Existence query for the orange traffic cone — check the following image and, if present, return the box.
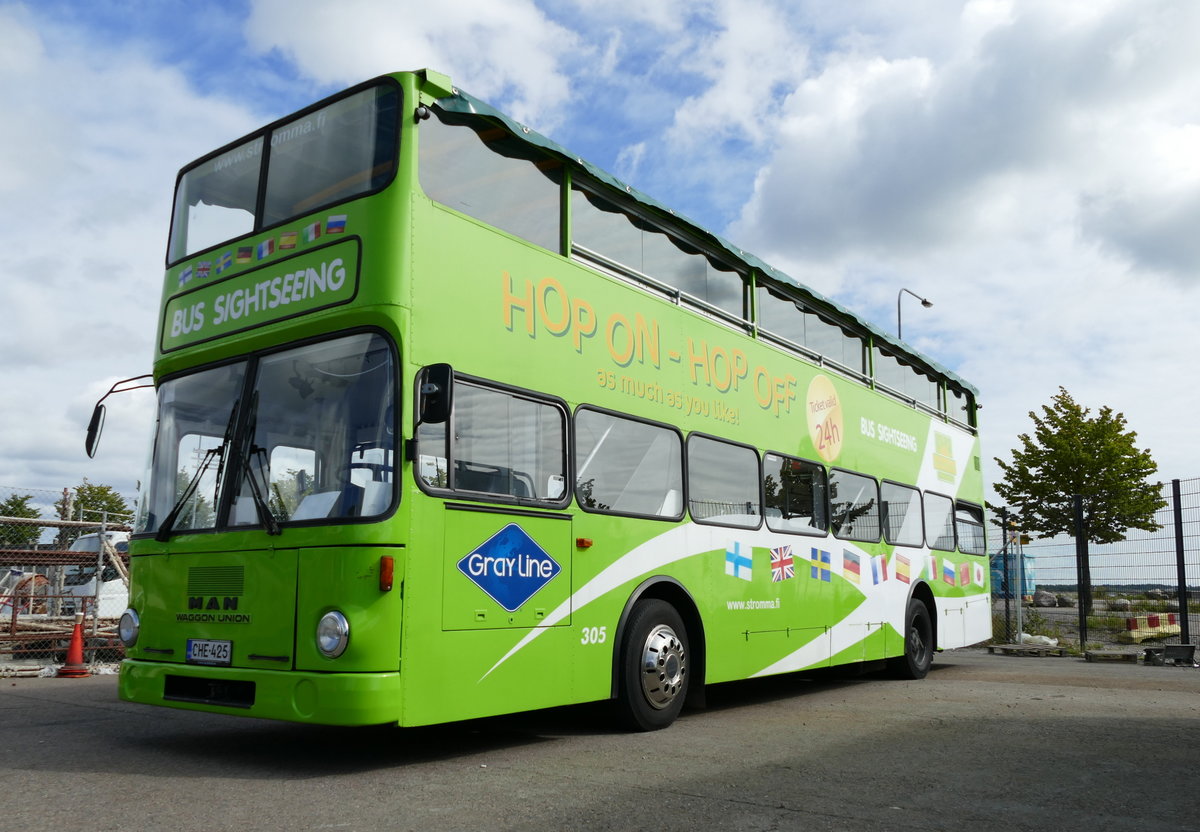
[57,613,90,678]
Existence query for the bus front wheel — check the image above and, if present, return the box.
[889,598,934,679]
[616,599,689,731]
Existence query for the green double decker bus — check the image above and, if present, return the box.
[111,69,989,730]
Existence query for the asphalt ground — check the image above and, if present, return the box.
[2,649,1197,832]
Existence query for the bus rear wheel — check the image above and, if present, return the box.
[616,599,689,731]
[889,598,933,679]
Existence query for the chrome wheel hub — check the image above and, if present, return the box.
[640,624,686,709]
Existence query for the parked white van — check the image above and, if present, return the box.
[62,531,130,617]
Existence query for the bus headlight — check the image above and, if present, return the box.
[316,610,350,658]
[118,608,140,647]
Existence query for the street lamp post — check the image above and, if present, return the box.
[896,288,932,340]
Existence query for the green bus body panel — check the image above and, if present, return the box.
[440,508,573,631]
[294,547,404,672]
[407,197,983,492]
[125,547,299,670]
[123,545,403,673]
[118,661,403,726]
[121,70,989,728]
[431,82,981,397]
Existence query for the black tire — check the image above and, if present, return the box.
[888,598,934,679]
[616,599,689,731]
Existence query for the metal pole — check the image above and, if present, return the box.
[896,288,932,340]
[1073,495,1089,650]
[91,511,111,642]
[1001,508,1012,642]
[1172,479,1191,644]
[1015,533,1024,641]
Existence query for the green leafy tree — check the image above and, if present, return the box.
[765,464,823,523]
[575,478,610,511]
[54,479,133,547]
[1,493,42,549]
[174,468,216,530]
[268,468,316,520]
[993,387,1165,544]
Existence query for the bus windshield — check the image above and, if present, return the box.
[167,82,400,263]
[136,332,396,536]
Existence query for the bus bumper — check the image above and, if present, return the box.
[118,659,403,726]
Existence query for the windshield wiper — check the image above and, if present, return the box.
[155,398,241,542]
[234,392,281,535]
[242,445,281,535]
[155,446,222,542]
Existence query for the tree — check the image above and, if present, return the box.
[53,479,132,547]
[0,493,42,549]
[268,467,316,520]
[172,468,216,530]
[993,387,1165,544]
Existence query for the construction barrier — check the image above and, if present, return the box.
[1118,613,1181,643]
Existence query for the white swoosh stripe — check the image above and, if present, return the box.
[481,522,785,680]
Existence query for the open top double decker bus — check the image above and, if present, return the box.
[111,69,988,730]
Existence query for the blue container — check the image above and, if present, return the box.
[989,552,1035,600]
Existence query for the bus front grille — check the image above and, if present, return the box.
[163,675,255,709]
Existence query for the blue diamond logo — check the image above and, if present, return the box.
[457,524,561,612]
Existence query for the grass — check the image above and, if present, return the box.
[1020,608,1064,639]
[1086,614,1126,632]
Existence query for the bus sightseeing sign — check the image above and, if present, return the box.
[161,238,360,352]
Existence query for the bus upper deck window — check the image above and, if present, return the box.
[168,137,263,262]
[263,85,399,225]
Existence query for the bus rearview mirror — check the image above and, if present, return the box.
[419,364,453,425]
[85,404,106,459]
[81,373,154,459]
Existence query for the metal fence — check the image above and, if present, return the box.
[1,484,132,672]
[8,475,1198,665]
[992,477,1199,652]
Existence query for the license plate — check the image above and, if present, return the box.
[186,639,232,666]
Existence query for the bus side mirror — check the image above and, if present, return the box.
[85,404,106,459]
[418,364,453,425]
[82,373,154,459]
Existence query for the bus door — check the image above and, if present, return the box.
[440,504,572,630]
[414,366,574,632]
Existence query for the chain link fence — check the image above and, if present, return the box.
[1,484,132,673]
[9,475,1197,668]
[992,477,1199,654]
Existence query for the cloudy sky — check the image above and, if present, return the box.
[2,0,1198,513]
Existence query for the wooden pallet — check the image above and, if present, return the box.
[987,643,1068,657]
[1083,650,1138,663]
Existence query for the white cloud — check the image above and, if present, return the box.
[733,1,1200,272]
[665,0,810,150]
[564,0,691,32]
[595,30,621,78]
[614,141,646,184]
[0,6,259,503]
[718,0,1200,490]
[243,0,582,130]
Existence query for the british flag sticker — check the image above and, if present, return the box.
[770,545,794,582]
